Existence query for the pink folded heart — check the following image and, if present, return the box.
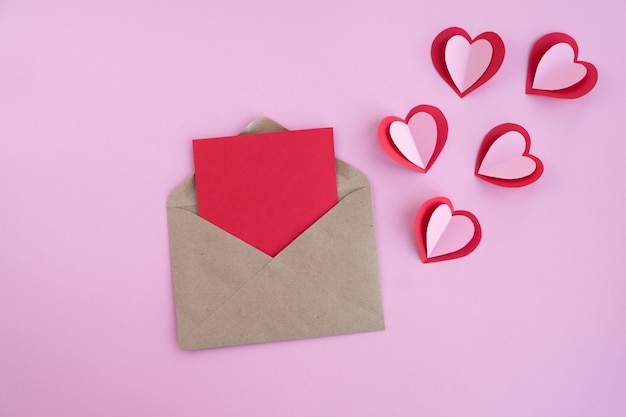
[475,123,544,187]
[431,27,505,98]
[378,105,448,173]
[415,197,482,263]
[445,36,493,94]
[388,113,437,170]
[526,32,598,99]
[532,43,588,91]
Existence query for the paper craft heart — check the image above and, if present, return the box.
[415,197,481,263]
[526,32,598,98]
[431,27,505,98]
[475,123,544,187]
[377,105,448,172]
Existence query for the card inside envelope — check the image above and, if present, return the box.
[167,118,385,350]
[193,128,338,257]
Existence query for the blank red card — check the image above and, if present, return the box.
[192,128,338,257]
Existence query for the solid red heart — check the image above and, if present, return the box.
[415,197,482,263]
[431,27,505,98]
[475,123,544,187]
[378,104,448,173]
[526,32,598,99]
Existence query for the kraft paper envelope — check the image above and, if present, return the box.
[167,117,385,350]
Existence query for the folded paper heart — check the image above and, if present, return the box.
[431,27,505,98]
[526,32,598,98]
[415,197,482,263]
[475,123,544,187]
[377,105,448,172]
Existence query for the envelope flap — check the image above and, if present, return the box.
[178,185,384,350]
[335,159,369,200]
[167,206,272,338]
[166,175,198,211]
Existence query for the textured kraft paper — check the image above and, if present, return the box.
[167,117,385,350]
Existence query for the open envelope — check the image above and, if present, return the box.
[167,117,385,350]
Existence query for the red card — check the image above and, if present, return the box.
[193,128,338,257]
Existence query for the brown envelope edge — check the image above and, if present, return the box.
[167,117,385,350]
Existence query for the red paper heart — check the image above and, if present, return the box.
[415,197,482,263]
[377,105,448,173]
[526,32,598,99]
[431,27,505,98]
[475,123,544,187]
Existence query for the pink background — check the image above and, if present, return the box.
[1,0,625,416]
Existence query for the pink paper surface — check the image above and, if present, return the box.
[479,156,537,179]
[532,43,588,90]
[445,36,493,93]
[379,104,448,172]
[426,204,476,258]
[388,112,438,169]
[1,1,625,417]
[389,121,426,167]
[478,131,538,179]
[407,110,438,164]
